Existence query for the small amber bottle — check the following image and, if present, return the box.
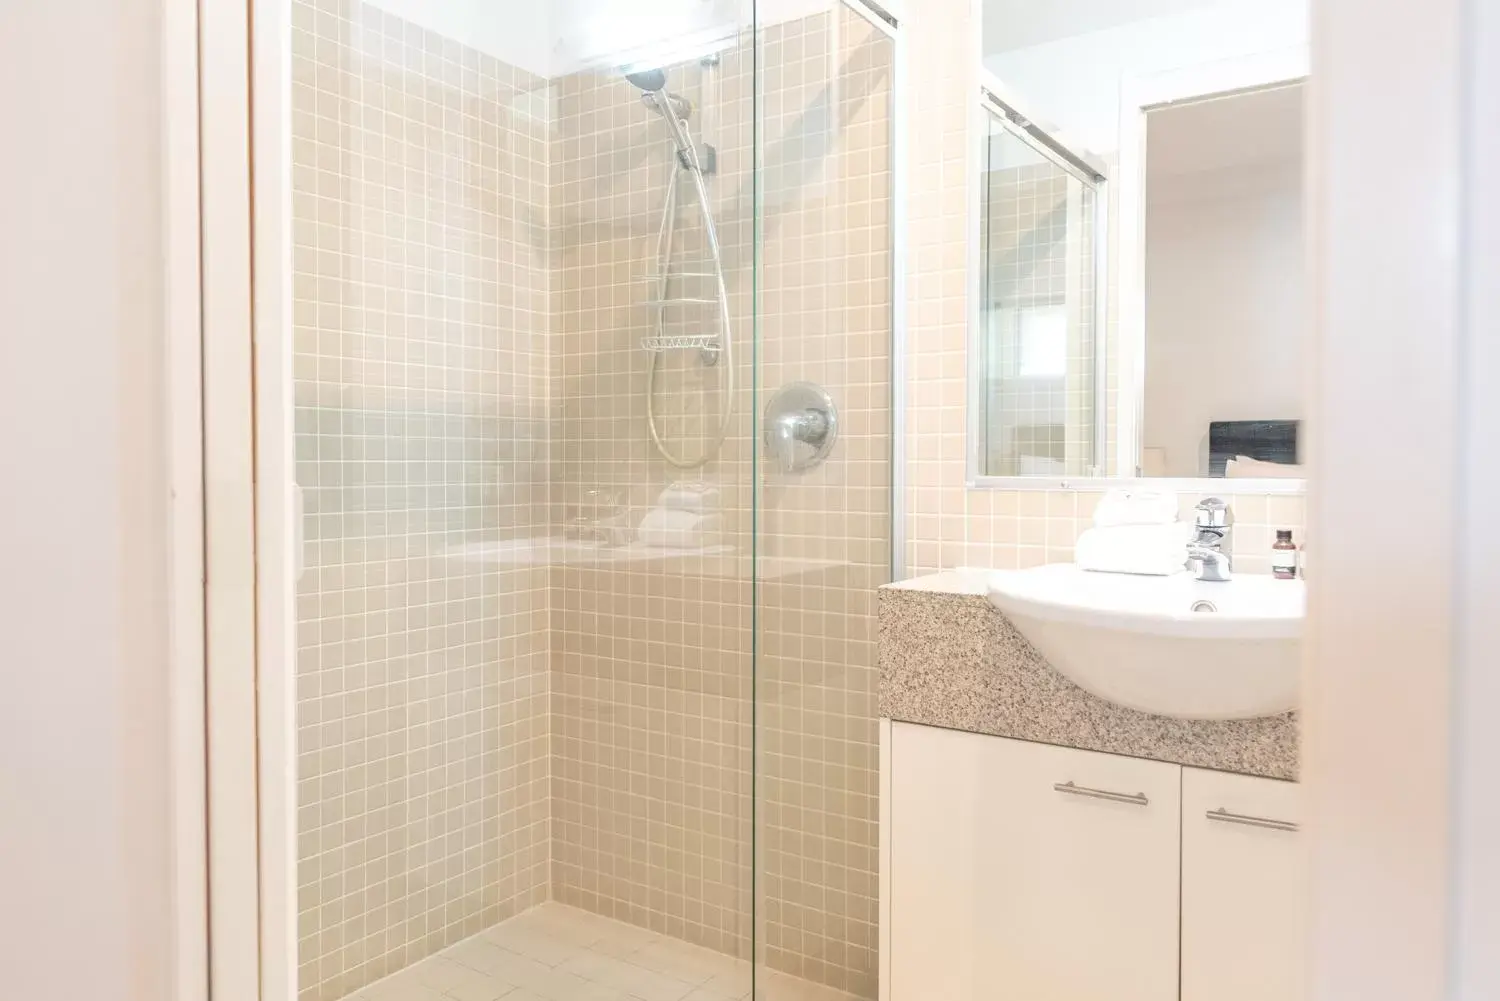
[1272,530,1298,580]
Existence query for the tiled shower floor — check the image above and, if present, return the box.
[348,903,861,1001]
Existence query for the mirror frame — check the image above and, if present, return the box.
[968,47,1311,495]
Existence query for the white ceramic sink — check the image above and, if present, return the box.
[986,564,1303,720]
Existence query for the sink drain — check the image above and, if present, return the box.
[1190,599,1219,613]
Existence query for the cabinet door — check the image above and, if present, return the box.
[889,723,1181,1001]
[1182,767,1306,1001]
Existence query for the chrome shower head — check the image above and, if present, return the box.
[624,68,668,93]
[624,68,692,122]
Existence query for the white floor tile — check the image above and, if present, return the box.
[557,950,698,1001]
[344,903,856,1001]
[443,980,515,1001]
[696,968,752,1000]
[626,939,742,986]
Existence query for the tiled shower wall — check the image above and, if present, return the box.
[904,0,1306,577]
[291,2,553,998]
[548,36,758,961]
[757,11,891,997]
[295,3,891,1001]
[549,10,891,996]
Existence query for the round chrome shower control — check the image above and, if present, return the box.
[764,382,838,474]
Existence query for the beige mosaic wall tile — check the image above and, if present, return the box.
[547,25,758,966]
[904,0,978,577]
[291,2,553,997]
[755,12,891,997]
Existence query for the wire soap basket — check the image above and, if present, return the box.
[640,267,724,362]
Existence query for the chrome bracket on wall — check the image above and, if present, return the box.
[764,381,838,474]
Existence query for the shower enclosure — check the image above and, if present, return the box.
[269,1,899,1000]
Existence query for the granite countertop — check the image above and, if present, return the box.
[878,571,1298,781]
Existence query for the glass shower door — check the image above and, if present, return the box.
[270,2,891,999]
[286,4,557,996]
[281,2,767,1001]
[548,0,761,982]
[752,3,897,1000]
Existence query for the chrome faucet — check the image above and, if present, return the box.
[1188,497,1234,582]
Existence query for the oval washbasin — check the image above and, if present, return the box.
[986,564,1304,720]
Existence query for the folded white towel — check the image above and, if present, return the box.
[1225,455,1305,479]
[1075,523,1193,576]
[637,507,723,549]
[1091,488,1180,528]
[657,480,721,512]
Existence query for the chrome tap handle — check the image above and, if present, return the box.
[1195,497,1232,530]
[1189,499,1233,581]
[1193,496,1234,556]
[1187,544,1233,582]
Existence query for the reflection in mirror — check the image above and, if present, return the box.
[974,0,1310,488]
[1143,83,1306,479]
[977,101,1105,477]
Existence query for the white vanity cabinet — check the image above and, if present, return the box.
[883,722,1303,1001]
[887,722,1183,1001]
[1181,767,1306,1001]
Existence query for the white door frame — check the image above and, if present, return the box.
[249,0,301,994]
[1306,0,1500,997]
[198,0,298,999]
[199,0,265,993]
[1452,0,1500,987]
[165,0,211,998]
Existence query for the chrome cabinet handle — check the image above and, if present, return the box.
[1207,808,1298,833]
[1053,781,1149,807]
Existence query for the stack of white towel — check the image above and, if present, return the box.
[637,481,723,549]
[1074,490,1192,576]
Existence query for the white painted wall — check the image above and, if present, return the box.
[367,0,554,76]
[984,0,1307,153]
[551,0,843,76]
[1143,163,1304,475]
[365,0,860,79]
[983,0,1211,55]
[0,3,179,1000]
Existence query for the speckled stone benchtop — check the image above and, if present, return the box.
[879,571,1298,781]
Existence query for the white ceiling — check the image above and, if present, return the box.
[983,0,1215,56]
[1147,83,1305,178]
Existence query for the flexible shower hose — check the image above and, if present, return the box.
[646,115,735,470]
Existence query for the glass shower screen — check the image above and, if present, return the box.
[270,1,894,999]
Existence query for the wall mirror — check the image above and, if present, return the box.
[970,0,1310,492]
